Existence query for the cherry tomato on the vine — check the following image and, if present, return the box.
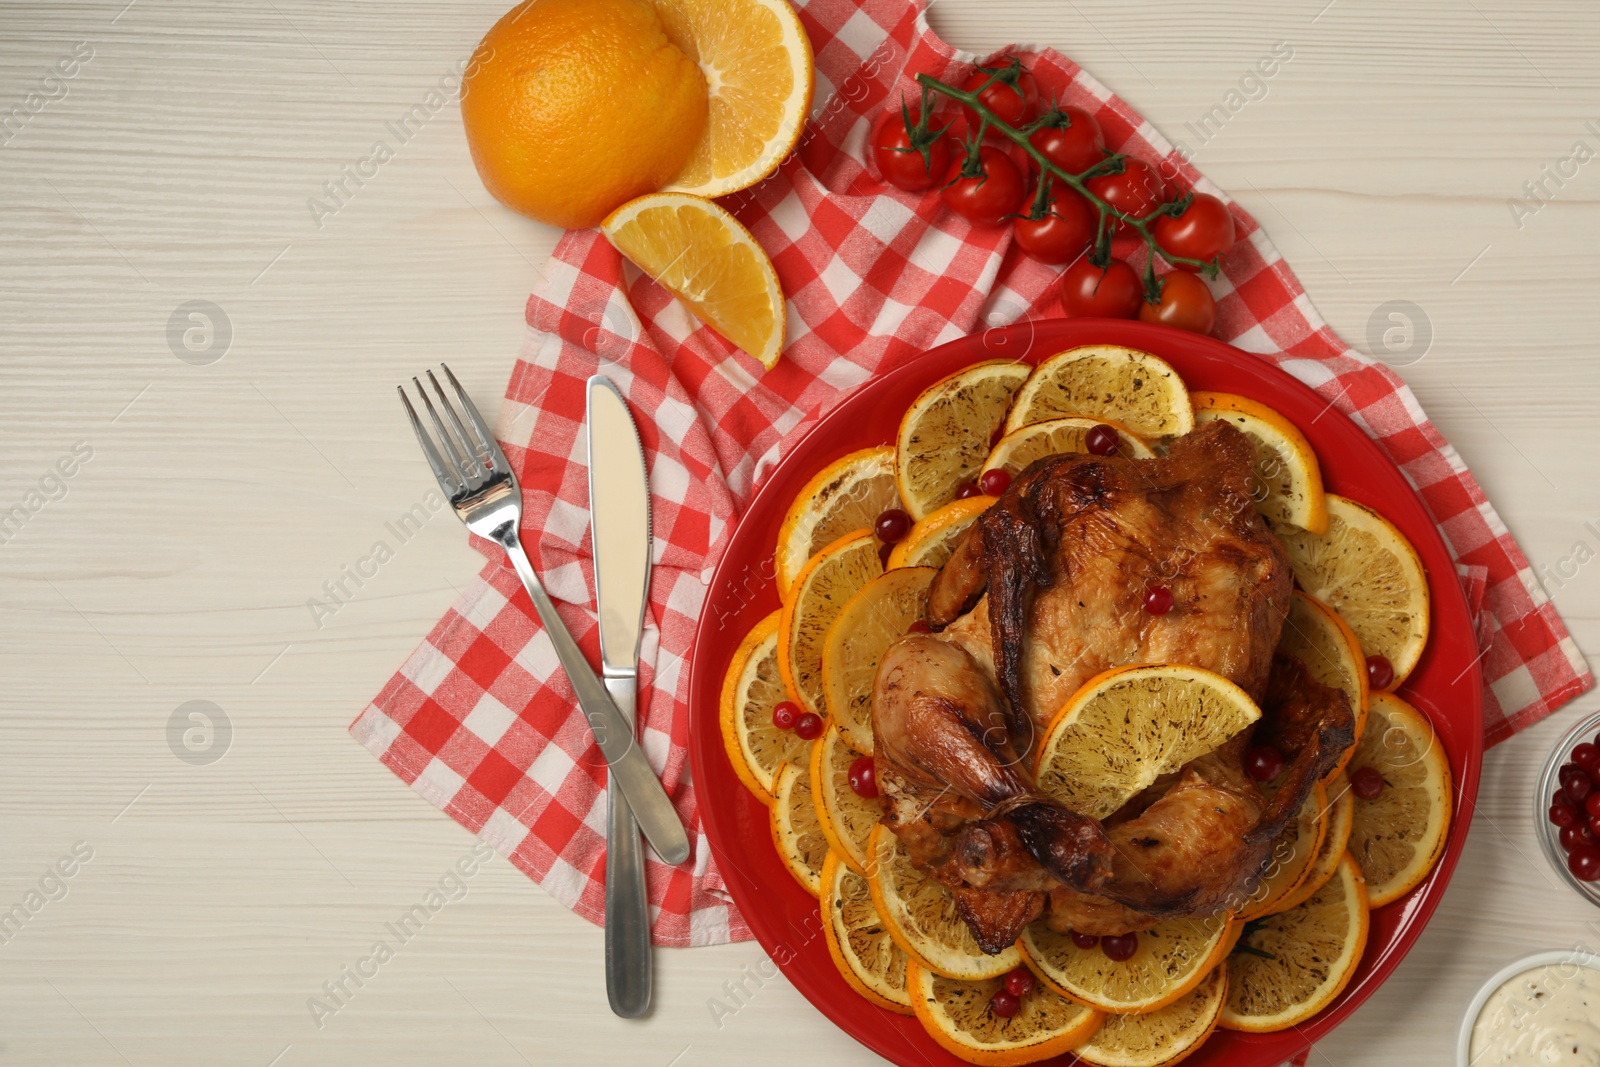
[961,61,1038,128]
[1151,192,1236,270]
[872,106,955,192]
[1012,186,1097,264]
[1085,157,1168,234]
[1028,107,1106,175]
[1059,258,1141,319]
[1138,271,1217,335]
[941,146,1025,227]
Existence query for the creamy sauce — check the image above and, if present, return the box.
[1471,962,1600,1066]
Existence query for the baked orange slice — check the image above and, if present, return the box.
[1276,590,1369,781]
[1073,967,1226,1067]
[768,759,827,896]
[1236,781,1328,922]
[1020,914,1235,1016]
[897,360,1031,519]
[1192,392,1327,534]
[777,529,881,717]
[810,723,880,876]
[1346,692,1452,907]
[821,851,914,1014]
[1006,346,1193,439]
[820,565,936,754]
[1276,773,1355,913]
[719,610,810,802]
[774,447,897,600]
[907,959,1104,1065]
[982,416,1153,481]
[886,496,992,570]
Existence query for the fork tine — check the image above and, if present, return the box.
[415,376,473,485]
[427,369,487,472]
[398,385,460,494]
[441,363,514,475]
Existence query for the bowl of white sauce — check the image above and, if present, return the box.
[1458,949,1600,1066]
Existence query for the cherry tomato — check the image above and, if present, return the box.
[1144,586,1174,616]
[1575,742,1600,773]
[1245,745,1285,782]
[1350,766,1385,800]
[1086,158,1167,232]
[1561,764,1594,803]
[988,989,1020,1018]
[848,756,878,799]
[961,61,1038,128]
[1012,186,1097,264]
[875,508,911,542]
[871,106,954,192]
[1138,272,1217,335]
[1569,844,1600,882]
[794,712,823,741]
[1028,107,1105,174]
[1151,192,1236,270]
[1102,933,1138,962]
[1004,967,1035,998]
[1551,799,1580,828]
[1366,654,1395,691]
[772,701,798,730]
[941,146,1026,226]
[1069,931,1099,950]
[1059,258,1141,319]
[978,468,1012,496]
[1085,425,1119,456]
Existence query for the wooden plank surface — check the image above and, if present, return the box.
[2,1,1598,1063]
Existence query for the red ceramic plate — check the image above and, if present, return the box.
[687,319,1482,1066]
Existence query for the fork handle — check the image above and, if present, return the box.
[603,672,651,1018]
[499,535,691,866]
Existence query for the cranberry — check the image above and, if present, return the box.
[878,542,893,568]
[1244,745,1285,783]
[1365,654,1395,691]
[848,756,878,799]
[1069,931,1099,950]
[1350,766,1385,800]
[1560,764,1594,803]
[1560,822,1596,853]
[1591,815,1600,840]
[908,620,933,634]
[772,701,799,730]
[979,468,1013,496]
[1085,424,1119,456]
[989,989,1020,1018]
[955,481,984,500]
[1570,844,1600,882]
[1552,800,1581,829]
[1144,586,1174,616]
[875,508,911,543]
[1003,967,1035,998]
[1102,933,1138,962]
[1575,743,1600,773]
[794,712,823,741]
[990,423,1007,448]
[1587,794,1600,820]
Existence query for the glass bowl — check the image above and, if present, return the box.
[1535,709,1600,906]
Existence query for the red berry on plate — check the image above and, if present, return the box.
[979,468,1013,496]
[1365,654,1395,691]
[794,712,823,741]
[1144,586,1174,616]
[772,701,798,730]
[1552,800,1580,828]
[1575,743,1600,773]
[1070,931,1099,950]
[877,542,893,568]
[1245,745,1285,783]
[908,620,932,634]
[1560,764,1594,803]
[1102,933,1138,962]
[1085,424,1120,456]
[875,508,911,543]
[988,988,1020,1018]
[848,756,878,799]
[1004,967,1035,998]
[1350,766,1385,800]
[1560,821,1596,853]
[955,481,984,500]
[1570,844,1600,882]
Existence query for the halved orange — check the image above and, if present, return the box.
[1192,392,1327,534]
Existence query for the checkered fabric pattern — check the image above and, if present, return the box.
[352,0,1591,955]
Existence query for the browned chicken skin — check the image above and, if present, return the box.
[871,420,1356,947]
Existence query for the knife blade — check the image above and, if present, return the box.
[588,374,678,1018]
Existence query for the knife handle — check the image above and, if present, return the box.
[499,535,691,865]
[603,672,651,1018]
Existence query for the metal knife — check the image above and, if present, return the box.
[587,374,674,1018]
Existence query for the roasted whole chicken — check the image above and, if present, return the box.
[871,420,1356,951]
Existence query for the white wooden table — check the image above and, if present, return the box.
[3,1,1598,1063]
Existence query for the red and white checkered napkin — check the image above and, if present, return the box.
[352,0,1592,951]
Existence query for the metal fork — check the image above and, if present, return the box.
[397,365,690,866]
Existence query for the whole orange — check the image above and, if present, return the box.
[461,0,708,229]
